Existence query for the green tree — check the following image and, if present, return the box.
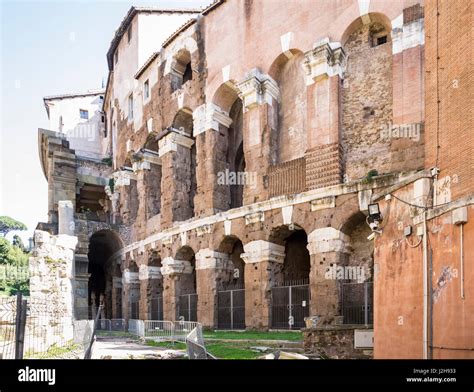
[12,235,25,251]
[0,216,27,237]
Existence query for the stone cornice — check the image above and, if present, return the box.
[303,39,346,84]
[236,68,280,109]
[192,103,233,136]
[158,131,194,156]
[241,240,285,264]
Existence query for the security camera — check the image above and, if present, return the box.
[368,220,380,231]
[367,232,376,241]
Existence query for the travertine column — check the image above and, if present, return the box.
[236,69,280,204]
[303,39,345,189]
[122,268,140,321]
[111,276,123,319]
[138,264,162,320]
[195,249,233,328]
[160,257,193,320]
[158,131,195,227]
[241,240,285,330]
[193,103,233,216]
[307,227,350,324]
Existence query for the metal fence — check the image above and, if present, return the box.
[96,319,126,332]
[130,319,200,343]
[271,280,309,329]
[217,288,245,329]
[178,294,197,321]
[150,296,163,320]
[186,324,215,359]
[0,296,18,359]
[1,294,100,359]
[341,281,373,325]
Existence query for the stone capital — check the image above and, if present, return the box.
[192,103,233,136]
[160,257,193,276]
[240,240,285,264]
[123,269,139,284]
[158,131,194,156]
[236,68,280,109]
[132,150,161,172]
[303,39,346,84]
[113,276,123,288]
[307,227,350,254]
[113,169,137,188]
[139,264,162,280]
[195,249,233,271]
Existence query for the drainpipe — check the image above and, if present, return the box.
[422,210,429,359]
[460,223,465,299]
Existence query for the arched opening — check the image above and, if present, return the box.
[341,14,393,181]
[340,214,374,325]
[141,138,161,218]
[175,246,197,321]
[269,225,310,329]
[171,49,192,92]
[172,109,196,220]
[87,230,123,319]
[147,252,163,320]
[127,259,140,319]
[269,50,306,164]
[212,83,245,211]
[217,236,246,329]
[228,99,245,209]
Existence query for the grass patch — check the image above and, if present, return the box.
[24,341,80,359]
[205,342,262,359]
[145,340,186,350]
[203,330,302,341]
[96,330,134,338]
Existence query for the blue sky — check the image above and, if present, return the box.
[0,0,209,243]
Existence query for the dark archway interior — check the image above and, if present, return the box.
[88,230,122,318]
[282,230,310,283]
[175,246,196,295]
[228,98,244,209]
[219,236,245,290]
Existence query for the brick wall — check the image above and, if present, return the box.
[425,0,473,199]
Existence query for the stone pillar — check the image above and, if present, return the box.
[236,69,280,204]
[195,249,233,328]
[241,240,285,330]
[132,150,162,233]
[158,131,195,227]
[303,39,345,189]
[193,103,233,216]
[307,227,351,324]
[111,169,137,225]
[58,200,74,235]
[29,230,78,346]
[161,257,193,320]
[111,276,123,319]
[122,268,139,320]
[138,264,162,320]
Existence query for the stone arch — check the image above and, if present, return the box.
[174,245,196,295]
[137,136,161,219]
[211,83,246,210]
[87,229,123,319]
[169,109,196,220]
[212,82,240,113]
[338,212,374,324]
[341,12,394,182]
[340,13,392,47]
[269,224,310,284]
[170,48,193,91]
[217,235,245,290]
[268,49,307,164]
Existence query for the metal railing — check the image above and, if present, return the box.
[129,319,201,343]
